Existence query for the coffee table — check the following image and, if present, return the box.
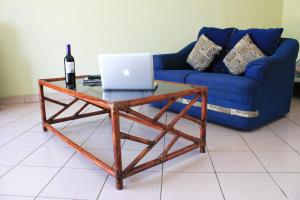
[38,76,207,190]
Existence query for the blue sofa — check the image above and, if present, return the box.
[152,27,299,130]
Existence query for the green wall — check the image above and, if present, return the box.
[0,0,284,98]
[282,0,300,42]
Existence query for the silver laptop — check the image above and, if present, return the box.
[98,53,155,90]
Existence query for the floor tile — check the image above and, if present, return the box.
[68,114,107,126]
[0,126,28,136]
[130,123,161,137]
[163,151,214,172]
[269,118,300,136]
[0,130,24,146]
[122,134,164,151]
[240,126,275,137]
[7,131,53,147]
[279,135,300,152]
[206,135,249,151]
[63,124,99,133]
[206,123,240,136]
[93,117,132,135]
[82,134,120,149]
[255,151,300,172]
[65,148,114,170]
[0,165,13,177]
[28,124,47,133]
[0,166,59,196]
[287,114,300,126]
[0,195,34,200]
[0,103,39,114]
[172,119,200,137]
[218,173,287,200]
[141,105,162,118]
[272,173,300,200]
[44,131,91,148]
[40,168,107,200]
[17,112,42,122]
[210,151,265,172]
[0,98,300,199]
[5,121,40,129]
[20,147,75,167]
[122,121,165,151]
[0,146,37,165]
[27,121,70,133]
[242,134,292,151]
[122,149,163,172]
[92,119,113,134]
[36,197,81,200]
[164,133,207,153]
[65,148,162,172]
[49,122,72,132]
[0,121,10,128]
[162,172,223,200]
[99,172,162,200]
[0,113,27,121]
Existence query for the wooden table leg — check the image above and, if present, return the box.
[111,105,123,190]
[39,84,47,132]
[200,91,207,153]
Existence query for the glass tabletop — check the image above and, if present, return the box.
[50,78,197,102]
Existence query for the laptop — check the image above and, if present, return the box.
[98,53,156,90]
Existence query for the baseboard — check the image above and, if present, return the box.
[0,93,73,105]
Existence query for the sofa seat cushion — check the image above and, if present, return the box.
[154,70,200,83]
[186,73,261,105]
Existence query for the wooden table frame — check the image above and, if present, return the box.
[38,76,208,190]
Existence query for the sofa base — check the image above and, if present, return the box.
[151,101,288,131]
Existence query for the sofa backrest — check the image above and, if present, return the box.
[182,27,285,74]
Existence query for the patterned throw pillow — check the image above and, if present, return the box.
[187,34,222,71]
[223,34,265,75]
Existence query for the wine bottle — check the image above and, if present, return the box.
[64,44,76,86]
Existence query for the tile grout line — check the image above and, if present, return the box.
[0,194,35,199]
[33,150,77,200]
[34,114,108,200]
[238,132,290,200]
[266,125,300,155]
[0,130,61,180]
[37,195,88,200]
[159,112,167,200]
[285,115,300,127]
[0,104,74,177]
[0,113,43,148]
[0,115,72,178]
[34,111,109,200]
[207,145,226,200]
[95,174,110,200]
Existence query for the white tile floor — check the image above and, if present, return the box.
[0,98,300,200]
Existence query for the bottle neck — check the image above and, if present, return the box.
[66,44,71,56]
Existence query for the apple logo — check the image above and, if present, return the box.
[123,68,130,76]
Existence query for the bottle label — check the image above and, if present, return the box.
[65,62,75,73]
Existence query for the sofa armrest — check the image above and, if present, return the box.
[153,41,196,70]
[245,39,299,82]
